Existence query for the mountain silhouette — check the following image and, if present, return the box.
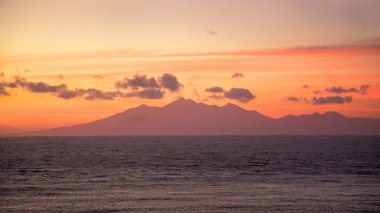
[0,125,24,134]
[18,98,380,136]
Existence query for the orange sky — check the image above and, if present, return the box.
[1,0,380,129]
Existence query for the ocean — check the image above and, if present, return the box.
[0,136,379,212]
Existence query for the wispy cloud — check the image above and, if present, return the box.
[93,74,107,79]
[4,44,379,63]
[15,77,67,93]
[287,96,300,102]
[325,84,370,95]
[208,30,218,36]
[311,96,352,105]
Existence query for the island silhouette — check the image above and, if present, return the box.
[11,98,380,136]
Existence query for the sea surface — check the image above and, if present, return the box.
[0,136,379,212]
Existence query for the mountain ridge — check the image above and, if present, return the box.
[8,98,380,136]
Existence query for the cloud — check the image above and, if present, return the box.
[325,86,357,94]
[311,96,352,105]
[1,73,181,100]
[0,81,18,96]
[6,43,379,63]
[231,72,244,79]
[9,77,122,100]
[193,88,200,98]
[159,73,182,92]
[208,94,224,99]
[359,84,370,95]
[224,88,255,103]
[15,77,67,93]
[115,74,159,90]
[355,35,380,46]
[56,75,65,80]
[205,86,255,102]
[0,72,4,78]
[0,84,10,96]
[115,73,182,93]
[205,87,224,93]
[57,89,84,99]
[208,30,218,36]
[302,84,311,89]
[57,88,121,100]
[314,90,322,95]
[325,84,370,95]
[93,74,106,79]
[287,96,299,102]
[4,82,17,88]
[83,89,120,100]
[135,88,164,99]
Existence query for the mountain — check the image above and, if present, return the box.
[18,98,380,136]
[0,125,25,135]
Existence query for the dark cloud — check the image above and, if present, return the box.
[224,88,255,103]
[205,87,224,93]
[314,90,322,95]
[231,72,244,79]
[0,72,4,78]
[57,89,85,99]
[84,89,120,100]
[1,73,181,100]
[359,84,370,95]
[325,84,370,95]
[2,77,118,100]
[325,86,357,94]
[159,73,182,92]
[0,81,19,97]
[58,88,122,100]
[115,73,182,94]
[0,84,9,96]
[311,96,352,105]
[135,88,164,99]
[115,74,159,90]
[15,77,67,93]
[287,96,299,102]
[3,82,17,88]
[302,84,311,89]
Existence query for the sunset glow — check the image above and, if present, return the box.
[1,0,380,129]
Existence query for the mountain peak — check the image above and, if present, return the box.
[223,103,242,109]
[165,97,198,108]
[323,111,346,118]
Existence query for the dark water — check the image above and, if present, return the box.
[0,136,379,212]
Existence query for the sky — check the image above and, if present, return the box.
[0,0,380,129]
